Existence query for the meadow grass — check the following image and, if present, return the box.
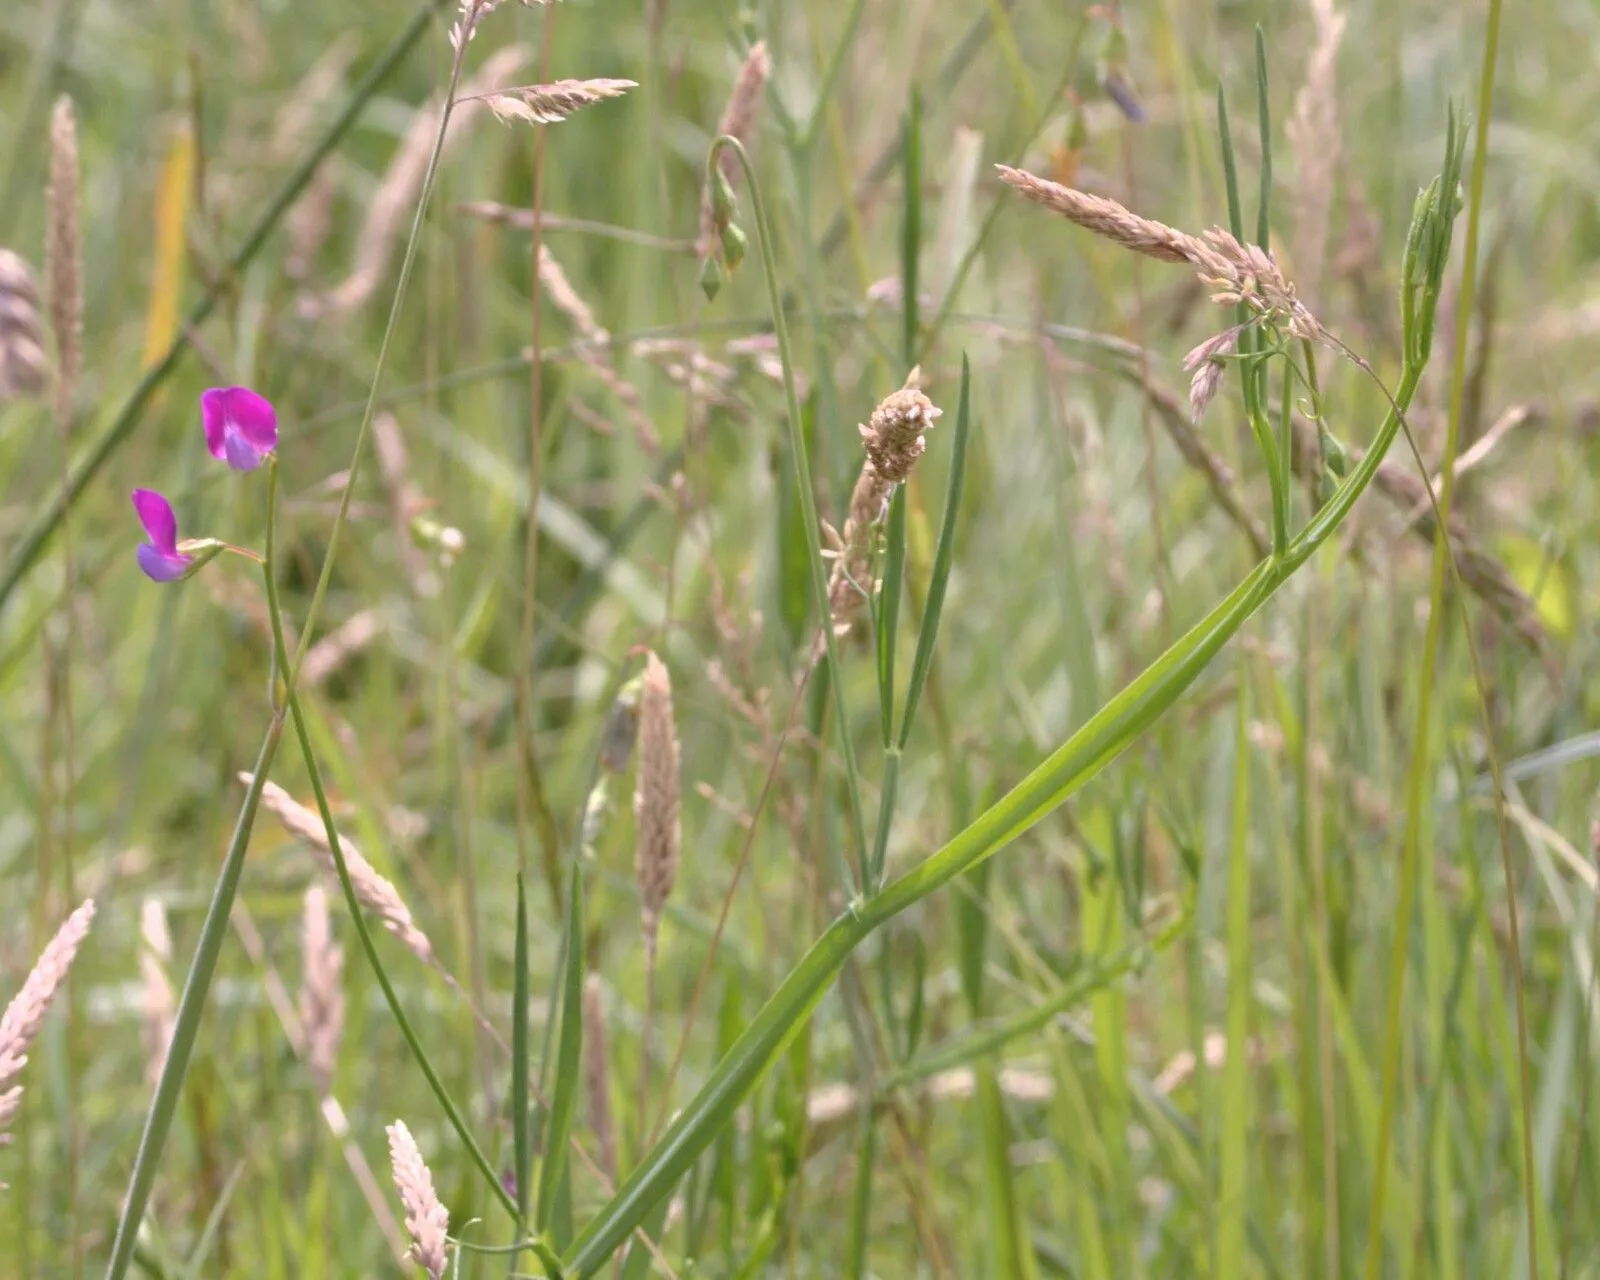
[0,0,1594,1276]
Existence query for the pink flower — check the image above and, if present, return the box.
[131,489,192,582]
[201,386,278,471]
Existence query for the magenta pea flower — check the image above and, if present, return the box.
[131,489,193,582]
[202,386,278,471]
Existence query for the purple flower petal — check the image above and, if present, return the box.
[137,543,192,582]
[131,488,179,554]
[202,386,278,470]
[223,429,264,471]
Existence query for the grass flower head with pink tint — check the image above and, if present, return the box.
[202,385,278,471]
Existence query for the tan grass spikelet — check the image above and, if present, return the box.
[386,1119,450,1278]
[243,773,437,969]
[138,898,175,1087]
[1182,325,1244,424]
[634,651,681,965]
[483,78,636,126]
[0,898,95,1143]
[0,249,48,401]
[824,382,942,639]
[996,165,1326,341]
[300,884,345,1097]
[46,96,82,427]
[582,973,616,1178]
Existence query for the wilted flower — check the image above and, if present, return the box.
[202,386,278,471]
[131,489,193,582]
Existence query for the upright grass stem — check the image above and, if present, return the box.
[1363,3,1531,1276]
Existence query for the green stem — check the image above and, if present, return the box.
[711,135,870,892]
[102,720,287,1280]
[0,0,440,615]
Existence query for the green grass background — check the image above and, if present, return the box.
[3,0,1598,1275]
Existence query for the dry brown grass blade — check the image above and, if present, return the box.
[635,651,682,966]
[246,773,439,968]
[46,97,81,428]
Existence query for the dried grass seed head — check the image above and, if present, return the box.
[996,164,1327,342]
[387,1119,450,1279]
[301,883,345,1096]
[0,898,95,1141]
[1182,324,1244,424]
[582,973,616,1177]
[633,651,682,962]
[244,773,437,968]
[0,250,48,401]
[699,41,771,253]
[861,387,941,484]
[46,96,81,426]
[484,78,636,126]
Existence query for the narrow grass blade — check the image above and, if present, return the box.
[513,874,532,1226]
[1218,678,1254,1278]
[845,1106,876,1279]
[902,88,922,369]
[536,858,585,1240]
[1254,26,1272,249]
[898,356,970,750]
[775,394,818,653]
[876,487,908,748]
[1217,85,1245,242]
[978,1062,1041,1280]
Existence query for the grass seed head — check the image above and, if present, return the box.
[46,96,81,428]
[0,898,95,1143]
[633,651,681,964]
[386,1120,450,1278]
